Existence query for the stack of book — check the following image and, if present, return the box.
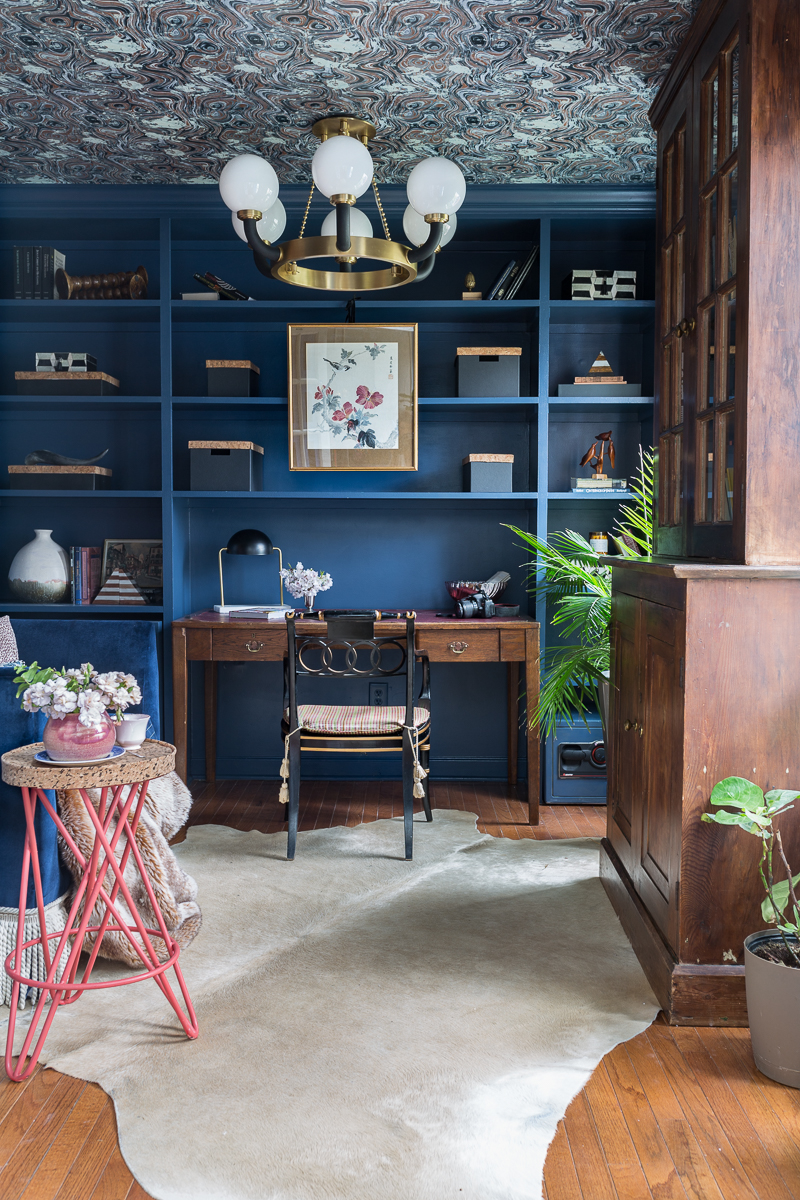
[484,245,540,301]
[70,546,102,605]
[14,247,65,299]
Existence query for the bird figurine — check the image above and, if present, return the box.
[24,449,109,466]
[579,431,615,478]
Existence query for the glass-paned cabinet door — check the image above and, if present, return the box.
[657,121,688,531]
[695,30,739,528]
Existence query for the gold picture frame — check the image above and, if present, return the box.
[288,323,418,471]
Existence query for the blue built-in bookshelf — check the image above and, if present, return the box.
[0,183,655,790]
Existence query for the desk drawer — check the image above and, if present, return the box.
[416,629,499,662]
[212,629,284,660]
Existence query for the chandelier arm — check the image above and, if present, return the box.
[407,222,444,263]
[242,217,280,274]
[412,255,437,283]
[335,204,351,254]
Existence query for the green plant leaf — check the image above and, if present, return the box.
[709,776,765,811]
[763,789,800,815]
[702,809,762,833]
[761,873,800,922]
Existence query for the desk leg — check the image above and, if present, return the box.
[506,662,519,788]
[525,630,540,826]
[172,627,189,783]
[204,661,218,783]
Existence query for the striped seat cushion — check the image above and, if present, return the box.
[293,704,429,735]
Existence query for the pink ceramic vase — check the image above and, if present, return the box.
[42,712,116,761]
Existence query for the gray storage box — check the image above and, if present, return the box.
[189,441,264,491]
[463,454,514,493]
[456,347,521,397]
[206,359,260,397]
[8,465,112,490]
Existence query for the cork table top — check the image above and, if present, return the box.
[1,739,176,788]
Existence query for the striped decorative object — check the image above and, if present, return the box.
[294,705,429,735]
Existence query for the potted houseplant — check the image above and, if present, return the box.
[505,447,654,739]
[703,776,800,1087]
[14,661,142,761]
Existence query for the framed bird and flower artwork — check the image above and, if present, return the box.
[287,323,418,470]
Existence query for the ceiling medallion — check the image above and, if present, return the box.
[219,115,466,292]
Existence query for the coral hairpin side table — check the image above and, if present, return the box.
[2,740,198,1082]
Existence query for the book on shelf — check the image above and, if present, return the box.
[485,259,517,301]
[193,272,253,301]
[570,477,628,492]
[13,246,64,298]
[70,546,102,604]
[503,245,540,300]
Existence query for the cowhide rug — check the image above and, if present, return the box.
[7,811,658,1200]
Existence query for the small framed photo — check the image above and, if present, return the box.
[288,323,418,471]
[101,540,163,605]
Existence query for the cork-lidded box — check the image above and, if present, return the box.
[462,453,514,493]
[189,441,264,492]
[456,347,521,398]
[206,360,260,397]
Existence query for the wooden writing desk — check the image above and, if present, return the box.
[172,610,541,824]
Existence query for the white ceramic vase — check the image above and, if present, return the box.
[8,529,70,603]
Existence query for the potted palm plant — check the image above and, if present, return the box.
[702,776,800,1087]
[505,447,654,739]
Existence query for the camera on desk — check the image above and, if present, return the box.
[454,591,496,619]
[445,572,511,619]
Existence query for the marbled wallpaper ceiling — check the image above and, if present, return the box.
[0,1,697,187]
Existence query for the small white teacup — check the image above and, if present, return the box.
[115,713,151,750]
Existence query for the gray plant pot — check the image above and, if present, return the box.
[744,931,800,1088]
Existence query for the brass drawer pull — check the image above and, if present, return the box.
[624,719,639,731]
[448,640,469,655]
[245,640,264,653]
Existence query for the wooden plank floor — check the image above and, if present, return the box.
[2,781,800,1200]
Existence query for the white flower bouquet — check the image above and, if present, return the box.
[279,562,333,608]
[14,661,143,730]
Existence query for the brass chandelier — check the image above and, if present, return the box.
[218,116,466,292]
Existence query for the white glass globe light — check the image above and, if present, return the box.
[320,206,374,239]
[406,156,466,216]
[402,204,456,248]
[312,136,373,199]
[232,199,287,244]
[219,154,279,214]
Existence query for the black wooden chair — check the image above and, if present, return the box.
[281,610,432,860]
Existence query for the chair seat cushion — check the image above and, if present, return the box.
[293,704,429,735]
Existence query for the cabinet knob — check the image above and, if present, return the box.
[448,640,469,655]
[639,725,644,737]
[679,317,696,336]
[245,640,264,653]
[624,719,639,731]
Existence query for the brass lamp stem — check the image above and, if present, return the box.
[218,547,227,608]
[274,545,284,605]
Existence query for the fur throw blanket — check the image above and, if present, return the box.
[56,772,202,967]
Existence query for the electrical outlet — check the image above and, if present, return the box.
[369,682,387,707]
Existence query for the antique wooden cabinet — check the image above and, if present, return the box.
[602,560,800,1024]
[651,0,800,564]
[602,0,800,1024]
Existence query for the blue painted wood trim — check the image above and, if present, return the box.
[0,183,657,220]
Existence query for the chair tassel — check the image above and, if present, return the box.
[279,735,291,805]
[278,727,303,805]
[405,724,429,798]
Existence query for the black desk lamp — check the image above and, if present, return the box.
[214,528,285,614]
